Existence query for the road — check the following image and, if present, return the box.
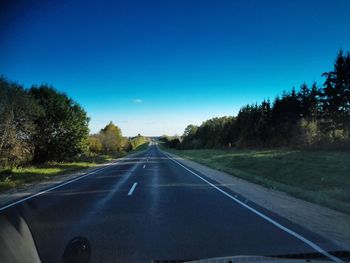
[0,143,344,262]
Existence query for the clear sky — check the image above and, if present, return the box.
[1,0,350,136]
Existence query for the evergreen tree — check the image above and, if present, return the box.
[257,100,272,145]
[298,83,311,118]
[309,82,321,120]
[321,50,350,139]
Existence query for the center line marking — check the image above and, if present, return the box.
[128,182,138,196]
[143,164,146,168]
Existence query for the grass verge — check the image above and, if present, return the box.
[129,142,150,153]
[0,142,149,192]
[162,147,350,214]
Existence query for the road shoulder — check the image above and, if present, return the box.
[162,149,350,250]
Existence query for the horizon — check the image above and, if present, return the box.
[1,0,350,136]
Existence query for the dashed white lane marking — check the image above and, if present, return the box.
[127,182,138,196]
[164,152,343,263]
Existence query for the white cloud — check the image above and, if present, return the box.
[133,98,143,103]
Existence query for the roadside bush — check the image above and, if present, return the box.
[88,135,103,154]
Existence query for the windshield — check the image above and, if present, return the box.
[0,1,350,263]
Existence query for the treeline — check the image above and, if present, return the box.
[0,77,148,168]
[166,50,350,150]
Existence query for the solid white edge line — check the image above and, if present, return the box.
[127,182,138,196]
[0,160,118,212]
[164,152,343,263]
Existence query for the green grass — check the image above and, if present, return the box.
[163,147,350,214]
[0,143,150,192]
[129,141,150,153]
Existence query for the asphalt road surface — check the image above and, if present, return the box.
[0,143,344,262]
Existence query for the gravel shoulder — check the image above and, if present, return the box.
[162,149,350,251]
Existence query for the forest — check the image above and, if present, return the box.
[0,81,147,168]
[163,50,350,151]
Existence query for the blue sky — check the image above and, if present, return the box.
[1,0,350,136]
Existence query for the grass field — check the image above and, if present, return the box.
[0,142,149,192]
[163,147,350,214]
